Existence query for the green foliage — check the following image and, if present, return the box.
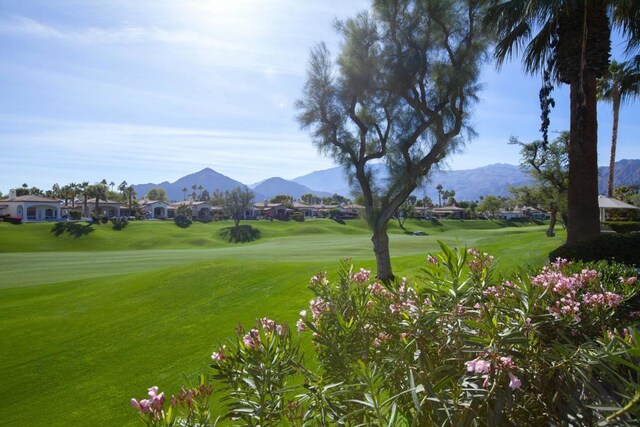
[224,186,255,228]
[174,215,192,229]
[68,210,82,220]
[110,217,129,231]
[604,221,640,234]
[176,203,193,219]
[147,187,168,202]
[291,211,305,222]
[138,243,639,426]
[549,233,640,265]
[269,194,293,206]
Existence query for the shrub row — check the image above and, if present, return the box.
[549,233,640,266]
[604,221,640,234]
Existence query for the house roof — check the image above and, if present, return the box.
[598,195,640,210]
[4,195,60,203]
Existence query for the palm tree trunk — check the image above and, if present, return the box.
[607,91,620,197]
[567,73,601,244]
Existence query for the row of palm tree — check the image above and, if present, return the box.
[485,0,639,244]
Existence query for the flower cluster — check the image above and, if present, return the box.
[309,272,328,287]
[211,344,227,362]
[582,291,623,308]
[467,248,494,273]
[131,386,166,420]
[465,354,522,390]
[350,268,371,283]
[170,383,213,409]
[243,328,261,350]
[261,317,285,336]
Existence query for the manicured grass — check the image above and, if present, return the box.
[0,219,564,425]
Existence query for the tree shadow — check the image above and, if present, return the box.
[51,222,95,238]
[220,225,261,243]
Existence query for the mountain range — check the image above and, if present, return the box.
[133,159,640,203]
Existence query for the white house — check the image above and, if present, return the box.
[140,200,169,219]
[0,191,62,222]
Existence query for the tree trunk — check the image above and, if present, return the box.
[567,74,601,244]
[607,91,620,197]
[546,209,557,237]
[371,222,394,282]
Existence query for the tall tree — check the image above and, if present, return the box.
[146,187,168,202]
[510,132,569,237]
[485,0,640,244]
[297,0,488,280]
[436,184,444,207]
[224,186,255,228]
[181,187,188,201]
[597,59,640,196]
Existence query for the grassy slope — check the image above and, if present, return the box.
[0,219,564,425]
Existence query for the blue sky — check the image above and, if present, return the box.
[1,0,638,193]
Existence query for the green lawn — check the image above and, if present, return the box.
[0,219,564,425]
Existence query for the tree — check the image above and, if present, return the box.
[269,194,293,206]
[90,182,108,217]
[297,1,488,280]
[395,199,415,230]
[210,189,225,207]
[597,60,640,196]
[301,192,319,205]
[509,133,569,237]
[477,195,503,218]
[146,187,168,202]
[224,186,255,228]
[436,184,444,207]
[79,181,90,217]
[485,0,640,244]
[181,187,188,201]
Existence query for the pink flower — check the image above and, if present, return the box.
[351,268,371,283]
[296,319,306,332]
[211,347,226,361]
[147,386,159,399]
[243,328,261,349]
[465,358,491,374]
[427,255,438,265]
[508,372,522,390]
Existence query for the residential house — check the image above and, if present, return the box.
[0,190,61,222]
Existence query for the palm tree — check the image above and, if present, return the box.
[182,187,188,201]
[597,60,640,196]
[118,180,128,201]
[485,0,639,244]
[436,184,443,207]
[79,181,90,217]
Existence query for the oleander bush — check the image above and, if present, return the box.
[174,214,192,229]
[132,242,640,426]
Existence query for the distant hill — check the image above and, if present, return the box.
[251,177,332,200]
[293,160,640,201]
[292,167,353,197]
[133,160,639,204]
[293,163,533,201]
[598,159,640,193]
[133,168,261,202]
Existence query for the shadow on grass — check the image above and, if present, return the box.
[331,217,346,225]
[51,222,95,238]
[219,225,261,243]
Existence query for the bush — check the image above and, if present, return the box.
[68,210,82,220]
[2,216,22,225]
[134,243,640,426]
[549,233,640,265]
[604,221,640,234]
[174,214,192,229]
[291,211,305,222]
[111,217,129,231]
